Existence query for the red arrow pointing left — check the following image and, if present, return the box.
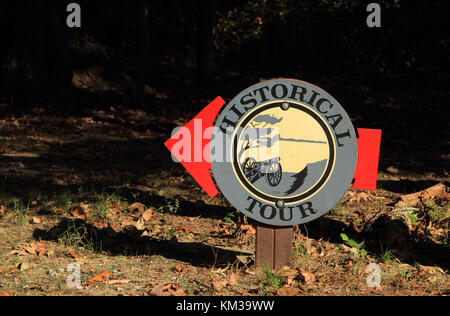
[164,97,225,198]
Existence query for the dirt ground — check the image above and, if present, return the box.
[0,79,448,296]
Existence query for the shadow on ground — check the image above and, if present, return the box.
[33,217,252,268]
[300,215,450,271]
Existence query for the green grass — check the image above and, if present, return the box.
[58,220,99,252]
[4,198,28,225]
[259,265,285,293]
[340,233,367,258]
[378,248,398,264]
[89,193,122,221]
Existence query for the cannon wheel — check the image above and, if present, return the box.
[242,157,258,180]
[266,161,282,186]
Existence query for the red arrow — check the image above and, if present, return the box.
[164,97,225,198]
[352,128,382,191]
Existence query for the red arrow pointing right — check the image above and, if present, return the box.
[352,128,382,191]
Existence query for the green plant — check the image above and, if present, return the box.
[378,248,397,264]
[393,270,414,288]
[58,220,98,252]
[89,193,122,221]
[166,199,180,214]
[5,198,28,225]
[224,211,236,225]
[340,233,367,258]
[259,265,285,293]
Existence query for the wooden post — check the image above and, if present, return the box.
[256,223,293,270]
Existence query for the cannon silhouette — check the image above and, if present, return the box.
[242,157,282,186]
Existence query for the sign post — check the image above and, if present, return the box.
[256,224,292,270]
[165,78,381,271]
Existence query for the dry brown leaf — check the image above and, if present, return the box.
[386,166,400,174]
[37,247,47,257]
[0,291,10,296]
[212,280,228,291]
[128,202,146,213]
[374,286,383,291]
[31,216,42,224]
[107,279,130,285]
[178,225,191,233]
[150,283,185,296]
[278,266,298,279]
[396,183,449,207]
[239,224,256,235]
[24,243,38,255]
[173,264,189,274]
[278,287,301,296]
[142,209,155,222]
[121,220,134,227]
[299,268,315,285]
[349,192,371,203]
[17,262,30,271]
[88,270,111,284]
[135,218,145,230]
[72,206,89,219]
[67,247,79,259]
[228,272,239,286]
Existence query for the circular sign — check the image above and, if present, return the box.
[210,79,357,226]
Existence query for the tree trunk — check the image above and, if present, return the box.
[2,1,72,104]
[195,0,216,83]
[136,0,150,108]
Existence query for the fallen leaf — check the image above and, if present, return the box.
[128,202,146,214]
[37,247,47,257]
[396,183,449,207]
[374,286,383,291]
[0,291,10,296]
[88,270,111,284]
[150,283,185,296]
[178,225,191,233]
[67,247,79,259]
[419,265,445,275]
[349,192,371,203]
[278,266,298,279]
[17,262,31,271]
[72,206,89,219]
[121,220,134,227]
[278,287,301,296]
[107,280,130,285]
[386,166,400,174]
[239,224,256,235]
[299,268,315,285]
[228,272,239,286]
[31,216,42,224]
[135,218,145,230]
[173,264,189,274]
[212,280,228,291]
[24,243,38,255]
[0,205,5,217]
[142,209,155,222]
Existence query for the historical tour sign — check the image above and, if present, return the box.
[165,78,381,269]
[210,79,357,226]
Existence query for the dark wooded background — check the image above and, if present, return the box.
[0,0,447,106]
